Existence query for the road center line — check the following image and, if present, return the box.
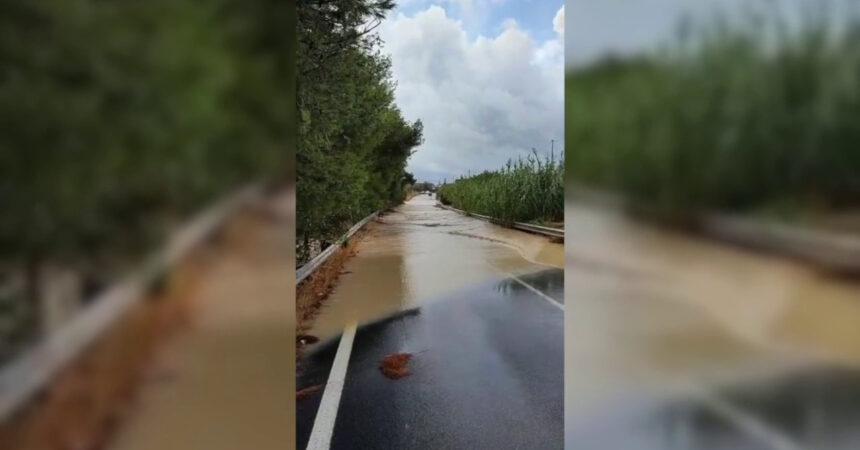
[502,271,564,311]
[306,321,357,450]
[629,360,806,450]
[681,379,806,450]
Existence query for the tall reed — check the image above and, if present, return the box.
[438,150,563,224]
[566,4,860,216]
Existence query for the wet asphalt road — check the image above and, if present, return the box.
[563,201,860,450]
[298,198,860,449]
[297,268,564,450]
[566,366,860,450]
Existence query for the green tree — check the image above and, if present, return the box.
[297,0,423,263]
[0,0,291,353]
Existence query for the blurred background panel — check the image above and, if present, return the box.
[567,0,859,218]
[0,0,295,449]
[565,1,860,449]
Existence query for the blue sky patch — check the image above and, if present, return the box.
[393,0,562,42]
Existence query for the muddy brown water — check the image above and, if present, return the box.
[108,192,295,450]
[301,195,860,446]
[308,195,563,343]
[564,201,860,438]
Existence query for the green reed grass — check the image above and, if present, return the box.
[438,150,563,224]
[566,4,860,217]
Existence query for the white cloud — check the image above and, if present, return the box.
[553,5,564,37]
[501,18,519,30]
[400,0,508,19]
[380,5,564,182]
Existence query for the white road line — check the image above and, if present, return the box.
[697,390,806,450]
[632,361,806,450]
[306,321,357,450]
[502,271,564,311]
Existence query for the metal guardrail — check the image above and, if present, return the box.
[567,185,860,274]
[0,184,262,423]
[296,211,379,285]
[702,213,860,274]
[511,222,566,239]
[437,203,564,239]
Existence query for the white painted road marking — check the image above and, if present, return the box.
[306,321,357,450]
[503,271,564,311]
[627,360,807,450]
[306,270,561,449]
[690,382,806,450]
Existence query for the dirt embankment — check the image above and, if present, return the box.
[0,190,294,450]
[296,224,374,357]
[0,250,206,450]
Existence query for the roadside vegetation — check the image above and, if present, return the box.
[438,151,564,225]
[297,0,424,265]
[565,5,860,221]
[0,0,290,361]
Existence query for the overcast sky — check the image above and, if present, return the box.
[566,0,751,67]
[566,0,848,67]
[379,0,829,183]
[380,0,564,183]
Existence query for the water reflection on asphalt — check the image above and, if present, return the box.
[565,200,860,449]
[298,270,564,450]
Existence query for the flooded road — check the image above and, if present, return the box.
[298,270,564,450]
[109,193,294,450]
[308,194,563,343]
[565,200,860,449]
[298,195,565,449]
